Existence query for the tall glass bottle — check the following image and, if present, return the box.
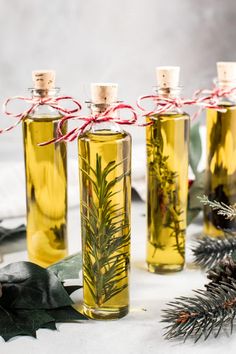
[23,70,68,267]
[78,84,131,320]
[146,67,190,273]
[204,62,236,237]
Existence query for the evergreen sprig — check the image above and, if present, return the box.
[162,255,236,342]
[80,153,130,306]
[147,118,185,258]
[199,195,236,221]
[192,232,236,269]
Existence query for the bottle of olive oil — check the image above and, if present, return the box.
[78,83,131,320]
[146,67,190,273]
[23,70,68,267]
[204,62,236,237]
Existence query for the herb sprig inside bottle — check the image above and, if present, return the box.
[78,84,131,320]
[146,67,190,273]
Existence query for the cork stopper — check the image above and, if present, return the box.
[156,66,180,88]
[32,70,55,90]
[217,62,236,85]
[91,83,118,104]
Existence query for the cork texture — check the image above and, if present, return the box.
[217,62,236,84]
[156,66,180,88]
[91,83,118,104]
[32,70,55,90]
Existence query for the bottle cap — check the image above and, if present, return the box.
[156,66,180,88]
[32,70,55,90]
[91,83,118,104]
[217,62,236,84]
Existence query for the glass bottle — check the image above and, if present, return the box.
[23,70,68,267]
[146,67,190,273]
[78,83,131,319]
[204,62,236,236]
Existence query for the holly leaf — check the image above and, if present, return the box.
[0,307,55,341]
[47,306,87,322]
[189,122,202,177]
[0,257,87,341]
[48,252,82,282]
[0,261,72,309]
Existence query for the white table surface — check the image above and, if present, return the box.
[0,201,234,354]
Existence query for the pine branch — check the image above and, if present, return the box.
[199,195,236,221]
[162,283,236,342]
[162,256,236,342]
[192,232,236,269]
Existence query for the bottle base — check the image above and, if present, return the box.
[147,262,184,274]
[82,304,129,320]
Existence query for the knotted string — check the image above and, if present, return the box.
[193,85,236,107]
[136,87,230,124]
[1,95,82,133]
[39,102,138,146]
[136,95,199,125]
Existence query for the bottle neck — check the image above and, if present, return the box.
[154,86,182,99]
[28,88,61,118]
[87,101,123,134]
[29,88,60,99]
[154,86,184,114]
[214,79,236,104]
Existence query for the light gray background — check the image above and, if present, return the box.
[0,0,235,160]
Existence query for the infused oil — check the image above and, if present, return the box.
[23,117,67,267]
[146,66,189,273]
[78,83,131,320]
[204,104,236,236]
[146,113,189,272]
[23,70,68,267]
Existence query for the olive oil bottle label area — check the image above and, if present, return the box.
[23,117,68,267]
[78,130,131,319]
[146,114,189,273]
[204,105,236,236]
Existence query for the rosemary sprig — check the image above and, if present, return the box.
[147,119,185,258]
[80,153,130,306]
[199,195,236,221]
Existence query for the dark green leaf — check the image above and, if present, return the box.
[189,122,202,177]
[0,308,55,342]
[48,252,82,282]
[47,306,88,322]
[0,261,72,309]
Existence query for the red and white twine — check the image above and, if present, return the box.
[136,85,234,124]
[1,95,82,134]
[39,102,138,146]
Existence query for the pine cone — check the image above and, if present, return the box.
[206,254,236,291]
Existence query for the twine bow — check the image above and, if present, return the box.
[39,102,138,146]
[193,85,236,108]
[0,95,82,133]
[136,95,197,125]
[137,87,232,124]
